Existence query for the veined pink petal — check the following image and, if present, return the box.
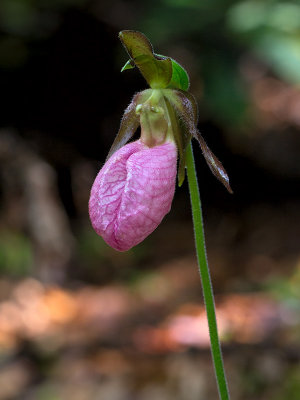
[89,139,177,251]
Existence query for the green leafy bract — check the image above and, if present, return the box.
[119,30,172,89]
[119,31,189,91]
[121,59,135,72]
[167,59,190,90]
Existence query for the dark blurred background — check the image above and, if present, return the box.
[0,0,300,399]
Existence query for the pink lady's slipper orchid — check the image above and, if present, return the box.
[89,88,179,251]
[89,31,232,251]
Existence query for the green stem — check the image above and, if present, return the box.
[186,141,230,400]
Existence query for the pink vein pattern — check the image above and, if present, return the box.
[89,140,177,251]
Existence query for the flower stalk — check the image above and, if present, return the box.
[186,141,230,400]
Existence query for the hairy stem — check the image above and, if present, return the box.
[186,141,230,400]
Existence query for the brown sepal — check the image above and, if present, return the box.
[106,92,142,161]
[165,90,233,193]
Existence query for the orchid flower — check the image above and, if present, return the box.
[89,31,232,400]
[89,31,232,251]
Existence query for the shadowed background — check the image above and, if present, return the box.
[0,0,300,399]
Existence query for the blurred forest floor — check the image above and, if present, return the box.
[0,202,300,400]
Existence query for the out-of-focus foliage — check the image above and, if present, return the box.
[1,0,299,128]
[0,0,87,37]
[0,0,89,69]
[227,0,300,84]
[0,231,32,276]
[135,0,300,125]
